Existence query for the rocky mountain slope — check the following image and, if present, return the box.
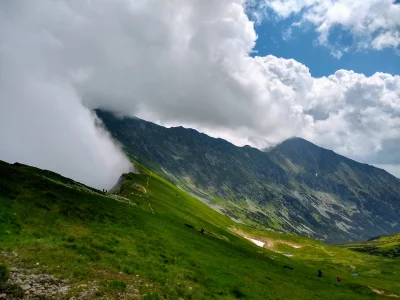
[97,110,400,243]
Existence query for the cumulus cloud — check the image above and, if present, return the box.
[0,0,399,184]
[254,0,400,52]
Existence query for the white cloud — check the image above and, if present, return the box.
[0,0,399,183]
[330,49,343,59]
[0,1,131,189]
[261,0,400,52]
[282,27,293,41]
[372,31,400,50]
[267,0,318,18]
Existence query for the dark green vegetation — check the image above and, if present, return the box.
[0,264,8,285]
[97,110,400,243]
[1,160,400,299]
[343,233,400,258]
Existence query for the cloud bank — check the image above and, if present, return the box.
[0,0,399,183]
[0,1,131,189]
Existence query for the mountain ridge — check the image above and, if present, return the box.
[97,110,400,243]
[272,137,387,172]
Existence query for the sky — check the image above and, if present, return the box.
[251,15,399,77]
[0,0,399,186]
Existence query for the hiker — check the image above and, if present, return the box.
[200,228,205,234]
[318,270,322,277]
[336,276,342,282]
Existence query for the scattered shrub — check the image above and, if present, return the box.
[0,264,8,285]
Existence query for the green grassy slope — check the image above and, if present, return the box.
[342,233,400,258]
[0,160,399,299]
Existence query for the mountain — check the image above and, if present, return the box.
[1,160,400,299]
[97,110,400,243]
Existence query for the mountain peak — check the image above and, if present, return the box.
[98,112,400,243]
[278,136,319,148]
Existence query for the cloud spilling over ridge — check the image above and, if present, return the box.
[0,1,131,189]
[0,0,399,182]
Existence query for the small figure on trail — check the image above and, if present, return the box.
[318,270,322,277]
[200,228,205,234]
[336,276,342,282]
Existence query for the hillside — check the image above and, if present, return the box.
[97,110,400,243]
[1,160,400,299]
[343,233,400,258]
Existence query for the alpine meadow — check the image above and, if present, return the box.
[1,0,400,299]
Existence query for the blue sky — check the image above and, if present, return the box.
[248,9,400,78]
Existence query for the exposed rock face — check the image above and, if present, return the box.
[97,110,400,243]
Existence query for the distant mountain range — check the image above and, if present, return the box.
[97,110,400,243]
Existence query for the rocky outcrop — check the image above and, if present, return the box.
[0,251,141,299]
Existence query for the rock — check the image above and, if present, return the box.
[20,283,32,290]
[2,257,71,299]
[59,286,70,293]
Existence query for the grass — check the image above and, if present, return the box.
[0,160,399,299]
[311,213,321,223]
[342,233,400,258]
